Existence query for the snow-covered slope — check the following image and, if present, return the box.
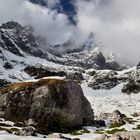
[83,82,140,116]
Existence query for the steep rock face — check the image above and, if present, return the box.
[48,34,122,70]
[106,61,120,71]
[62,50,107,70]
[0,79,94,134]
[0,21,48,59]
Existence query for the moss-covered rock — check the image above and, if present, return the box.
[94,129,105,134]
[133,124,140,130]
[123,117,137,124]
[71,130,82,136]
[109,120,125,128]
[0,126,12,133]
[13,122,26,127]
[80,128,90,134]
[106,128,126,134]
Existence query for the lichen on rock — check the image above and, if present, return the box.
[0,78,94,134]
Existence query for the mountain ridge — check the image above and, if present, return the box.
[0,21,127,83]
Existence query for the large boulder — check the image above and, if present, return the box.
[122,79,140,94]
[0,78,94,134]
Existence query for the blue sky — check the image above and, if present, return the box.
[29,0,76,24]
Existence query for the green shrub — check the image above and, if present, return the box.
[123,117,137,124]
[106,128,126,134]
[133,124,140,130]
[109,121,125,128]
[10,127,19,133]
[80,129,90,134]
[94,129,105,134]
[71,130,82,135]
[13,122,25,127]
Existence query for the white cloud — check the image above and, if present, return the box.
[0,0,140,65]
[75,0,140,65]
[46,0,60,8]
[0,0,75,45]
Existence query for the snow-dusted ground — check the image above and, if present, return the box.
[0,132,101,140]
[0,132,64,140]
[82,83,140,116]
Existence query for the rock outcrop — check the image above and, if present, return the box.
[86,67,139,90]
[0,21,48,58]
[98,110,126,128]
[121,66,140,94]
[122,79,140,94]
[0,78,94,134]
[63,51,106,70]
[24,66,66,79]
[88,70,120,90]
[106,61,120,71]
[66,72,84,83]
[15,126,37,136]
[0,79,11,88]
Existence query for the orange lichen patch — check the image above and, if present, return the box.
[39,79,65,86]
[0,79,66,94]
[0,82,33,94]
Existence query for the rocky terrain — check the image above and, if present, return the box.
[0,21,140,140]
[0,21,124,82]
